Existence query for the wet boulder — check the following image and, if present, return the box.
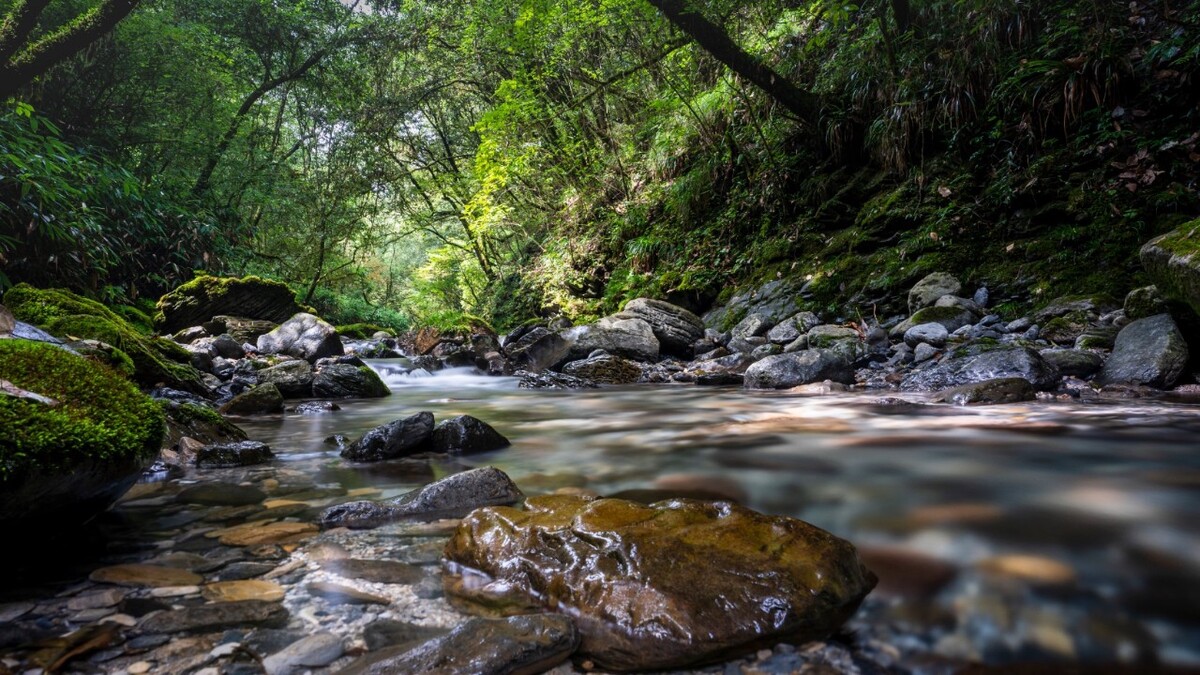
[431,415,511,455]
[562,352,643,384]
[504,327,570,372]
[195,441,275,468]
[219,383,285,415]
[1096,314,1189,389]
[341,412,434,462]
[932,377,1035,405]
[562,316,659,363]
[1039,349,1104,379]
[319,466,523,529]
[743,349,853,390]
[442,494,877,672]
[516,370,599,389]
[901,346,1059,391]
[312,363,390,399]
[621,298,704,358]
[908,272,962,314]
[257,313,344,363]
[765,311,820,345]
[903,322,949,348]
[257,359,314,398]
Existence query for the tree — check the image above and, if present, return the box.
[644,0,821,125]
[0,0,141,100]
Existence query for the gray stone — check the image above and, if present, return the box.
[211,334,244,359]
[908,272,962,314]
[750,343,783,360]
[913,343,939,363]
[743,350,853,390]
[324,559,424,585]
[562,352,643,384]
[904,322,949,348]
[431,415,511,455]
[764,312,818,345]
[901,346,1059,391]
[256,313,344,363]
[1040,349,1104,379]
[504,327,571,372]
[935,294,983,316]
[340,615,577,675]
[730,312,771,340]
[933,377,1035,405]
[621,298,704,358]
[292,401,340,414]
[974,287,990,307]
[318,467,523,529]
[139,600,287,633]
[263,632,344,675]
[257,360,314,398]
[312,363,390,398]
[1096,314,1189,389]
[218,383,284,415]
[342,412,434,462]
[195,441,274,468]
[516,370,599,389]
[805,325,860,348]
[561,317,659,363]
[1006,317,1033,333]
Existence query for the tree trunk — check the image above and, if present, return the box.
[645,0,821,126]
[0,0,140,100]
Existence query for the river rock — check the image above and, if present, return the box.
[139,600,288,634]
[318,467,523,529]
[562,316,660,363]
[312,363,390,398]
[324,559,424,585]
[621,298,704,358]
[342,412,434,462]
[1096,314,1189,389]
[908,273,962,314]
[90,564,203,588]
[765,311,821,345]
[561,352,643,384]
[904,322,949,348]
[443,494,876,672]
[1139,219,1200,316]
[157,276,309,333]
[257,313,344,363]
[901,346,1059,391]
[687,352,757,386]
[892,306,976,336]
[1040,349,1104,379]
[194,440,274,468]
[743,350,853,389]
[341,615,577,675]
[504,327,571,372]
[209,315,278,344]
[1124,285,1168,321]
[307,581,390,605]
[177,483,266,506]
[430,415,510,455]
[219,383,284,415]
[805,324,860,348]
[216,521,318,546]
[257,360,314,398]
[932,377,1035,405]
[516,370,599,389]
[263,632,345,675]
[703,279,804,331]
[201,580,285,603]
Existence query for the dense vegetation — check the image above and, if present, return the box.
[2,0,1197,330]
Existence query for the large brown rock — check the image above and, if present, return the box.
[156,275,311,333]
[442,494,876,672]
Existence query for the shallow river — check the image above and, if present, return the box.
[10,362,1200,671]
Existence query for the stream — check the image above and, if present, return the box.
[6,361,1200,672]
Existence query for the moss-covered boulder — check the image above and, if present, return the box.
[443,494,876,672]
[1140,220,1200,318]
[155,275,313,334]
[0,340,165,530]
[3,285,205,393]
[336,323,395,339]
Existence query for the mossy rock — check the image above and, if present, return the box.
[0,340,165,529]
[155,275,315,333]
[1140,220,1200,318]
[161,402,248,449]
[3,285,205,393]
[336,323,395,339]
[112,305,155,335]
[1040,313,1091,345]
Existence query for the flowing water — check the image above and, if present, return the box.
[9,361,1200,671]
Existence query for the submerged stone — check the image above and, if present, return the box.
[561,352,643,384]
[430,415,511,455]
[339,615,577,675]
[139,599,288,634]
[443,494,876,672]
[932,377,1035,405]
[195,440,274,468]
[319,467,523,529]
[341,412,434,462]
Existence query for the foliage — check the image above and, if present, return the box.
[0,339,164,480]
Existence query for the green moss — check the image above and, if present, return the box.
[0,340,164,480]
[112,305,155,335]
[336,323,395,339]
[4,284,204,392]
[69,341,137,378]
[154,274,316,328]
[1151,219,1200,257]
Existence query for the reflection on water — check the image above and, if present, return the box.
[223,361,1200,665]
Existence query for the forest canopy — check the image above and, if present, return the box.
[2,0,1196,330]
